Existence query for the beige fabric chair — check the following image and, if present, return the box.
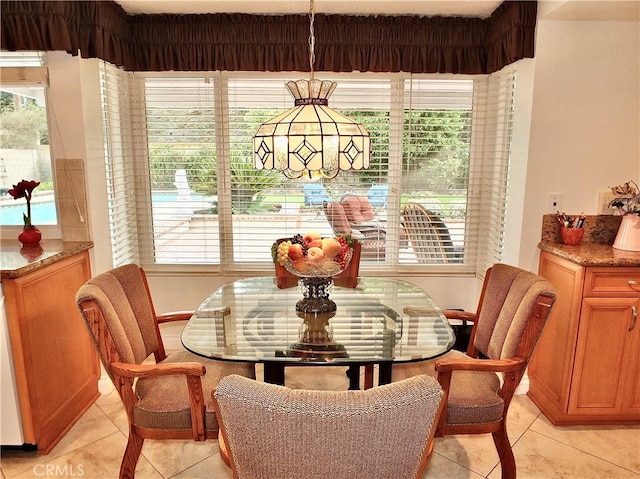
[393,263,556,479]
[76,264,255,479]
[213,374,444,479]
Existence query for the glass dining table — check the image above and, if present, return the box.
[181,276,455,389]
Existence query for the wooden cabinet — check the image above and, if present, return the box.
[3,250,99,453]
[528,251,640,425]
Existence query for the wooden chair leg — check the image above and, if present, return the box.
[492,422,516,479]
[120,429,144,479]
[218,434,231,468]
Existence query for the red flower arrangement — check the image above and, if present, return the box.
[8,179,40,227]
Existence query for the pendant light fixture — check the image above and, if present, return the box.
[253,0,370,180]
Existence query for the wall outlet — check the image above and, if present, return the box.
[598,191,616,214]
[548,193,562,213]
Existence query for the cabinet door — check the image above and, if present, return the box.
[3,251,99,452]
[569,297,639,417]
[529,252,584,413]
[621,300,640,416]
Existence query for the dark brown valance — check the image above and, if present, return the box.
[1,1,537,74]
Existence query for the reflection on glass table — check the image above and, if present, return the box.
[181,277,455,388]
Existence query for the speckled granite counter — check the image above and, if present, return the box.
[539,214,640,267]
[1,240,93,279]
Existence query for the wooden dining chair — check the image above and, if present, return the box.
[392,263,556,479]
[75,264,255,479]
[213,374,445,479]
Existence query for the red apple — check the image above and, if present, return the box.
[288,243,304,260]
[307,247,325,263]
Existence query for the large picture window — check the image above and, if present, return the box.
[0,53,56,228]
[101,64,515,275]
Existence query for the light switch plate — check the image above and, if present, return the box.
[598,191,616,214]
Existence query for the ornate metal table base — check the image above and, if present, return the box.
[287,310,348,359]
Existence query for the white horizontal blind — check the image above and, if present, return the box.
[468,65,517,277]
[100,61,139,267]
[101,69,516,273]
[222,73,392,270]
[400,77,474,269]
[132,76,219,265]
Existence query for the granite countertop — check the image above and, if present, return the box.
[539,214,640,267]
[1,240,93,279]
[538,241,640,267]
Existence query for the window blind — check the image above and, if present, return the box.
[100,68,516,274]
[399,77,474,271]
[100,61,139,267]
[469,65,517,277]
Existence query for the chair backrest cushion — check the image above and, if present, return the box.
[324,202,352,235]
[341,196,375,223]
[214,374,443,479]
[474,264,555,361]
[76,264,159,365]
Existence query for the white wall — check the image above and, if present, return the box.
[520,18,640,272]
[44,15,640,315]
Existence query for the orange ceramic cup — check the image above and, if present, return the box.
[560,227,584,245]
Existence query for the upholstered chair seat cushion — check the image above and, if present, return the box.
[393,350,503,425]
[134,351,255,431]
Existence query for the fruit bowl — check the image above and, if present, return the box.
[274,232,354,279]
[283,247,353,278]
[273,232,355,313]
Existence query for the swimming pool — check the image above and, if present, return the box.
[0,201,58,225]
[0,193,211,225]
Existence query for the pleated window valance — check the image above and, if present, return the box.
[0,0,536,74]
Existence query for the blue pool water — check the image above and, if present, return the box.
[0,201,58,225]
[0,193,210,225]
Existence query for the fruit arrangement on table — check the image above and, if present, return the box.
[272,231,354,277]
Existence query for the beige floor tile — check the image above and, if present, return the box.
[140,438,217,478]
[0,405,119,479]
[50,404,120,457]
[170,452,233,479]
[506,394,543,430]
[4,432,161,479]
[285,365,351,390]
[434,434,500,478]
[422,451,485,478]
[489,429,640,479]
[530,416,640,474]
[433,420,528,478]
[95,389,130,434]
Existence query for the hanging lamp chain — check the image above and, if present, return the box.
[308,0,316,79]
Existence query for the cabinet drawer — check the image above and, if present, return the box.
[584,268,640,297]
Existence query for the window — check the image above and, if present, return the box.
[100,64,516,275]
[0,52,57,227]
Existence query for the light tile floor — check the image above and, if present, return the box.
[2,366,639,479]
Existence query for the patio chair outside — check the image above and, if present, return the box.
[401,202,462,263]
[367,183,388,208]
[303,183,329,206]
